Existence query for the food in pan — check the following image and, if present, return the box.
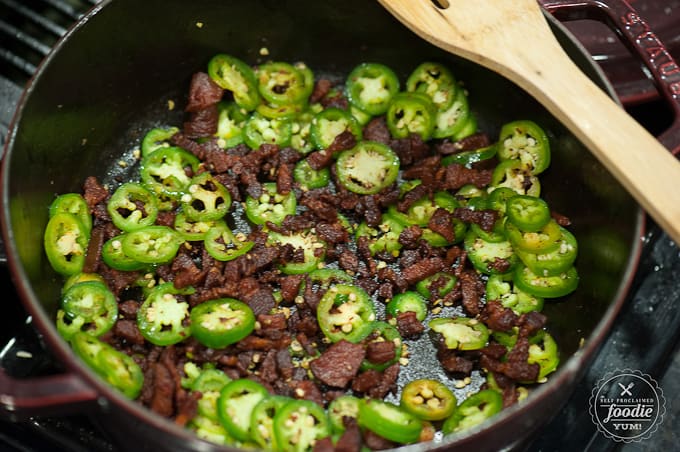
[43,54,578,450]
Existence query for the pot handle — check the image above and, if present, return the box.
[541,0,680,154]
[0,368,99,420]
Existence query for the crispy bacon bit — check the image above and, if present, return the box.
[310,340,366,388]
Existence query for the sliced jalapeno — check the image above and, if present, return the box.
[497,120,551,175]
[528,330,560,380]
[485,274,544,314]
[357,399,423,445]
[140,146,200,199]
[406,62,457,111]
[491,159,541,197]
[361,321,403,372]
[432,87,471,139]
[101,234,147,271]
[416,272,457,301]
[190,298,255,349]
[57,281,118,340]
[505,219,561,254]
[464,230,518,275]
[215,102,248,149]
[243,112,292,149]
[441,145,496,168]
[107,182,159,232]
[250,395,291,451]
[273,399,330,452]
[49,193,92,236]
[244,182,297,226]
[400,378,457,421]
[44,212,90,276]
[513,264,579,299]
[256,61,309,106]
[141,126,180,157]
[137,282,194,346]
[217,378,269,442]
[386,291,428,321]
[345,62,400,116]
[442,389,503,434]
[122,225,184,264]
[267,229,326,275]
[429,317,489,351]
[180,172,231,222]
[328,395,361,434]
[386,92,437,140]
[317,284,376,343]
[506,195,551,233]
[208,54,260,111]
[336,141,400,195]
[293,158,330,190]
[310,107,362,151]
[514,226,578,277]
[204,223,254,262]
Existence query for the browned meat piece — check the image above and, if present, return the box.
[338,248,360,273]
[435,132,491,154]
[363,429,396,451]
[280,274,304,304]
[310,340,366,388]
[459,270,483,316]
[312,437,335,452]
[518,311,548,338]
[82,224,105,273]
[368,363,399,399]
[335,418,362,452]
[307,148,335,170]
[113,319,145,345]
[242,288,277,316]
[82,176,109,209]
[362,117,391,144]
[438,352,474,376]
[551,210,572,227]
[258,349,279,383]
[118,299,140,319]
[401,155,441,186]
[172,251,207,289]
[365,340,395,366]
[183,104,219,138]
[310,78,333,104]
[398,225,423,249]
[395,311,425,339]
[401,257,445,286]
[300,194,338,223]
[453,207,498,232]
[185,72,224,112]
[389,134,430,166]
[428,208,457,243]
[316,221,349,244]
[149,361,174,417]
[482,300,518,332]
[290,380,325,406]
[440,163,492,189]
[480,342,509,360]
[327,130,358,154]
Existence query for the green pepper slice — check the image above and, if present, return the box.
[386,92,437,140]
[506,195,551,233]
[57,281,118,341]
[190,298,255,349]
[335,141,400,195]
[121,225,184,264]
[400,378,457,421]
[491,159,541,197]
[464,230,518,275]
[358,399,423,444]
[497,120,551,175]
[267,229,326,275]
[406,62,457,110]
[274,399,331,452]
[215,102,248,149]
[193,368,232,421]
[107,182,159,232]
[513,264,579,298]
[355,211,405,256]
[217,378,269,442]
[485,274,544,314]
[361,321,403,371]
[49,193,92,236]
[441,145,497,168]
[141,126,179,157]
[244,182,297,226]
[328,395,361,434]
[528,330,560,380]
[180,172,231,222]
[386,291,428,321]
[432,87,471,139]
[101,234,147,271]
[345,62,400,116]
[204,223,254,262]
[505,219,561,254]
[70,332,143,399]
[174,214,225,242]
[293,158,330,190]
[487,186,517,216]
[317,284,376,343]
[207,54,260,111]
[442,389,503,434]
[61,272,106,294]
[140,146,200,199]
[137,282,193,346]
[250,395,291,451]
[44,212,89,276]
[310,107,363,151]
[429,317,489,351]
[514,226,578,277]
[243,112,292,149]
[416,272,457,300]
[256,61,309,106]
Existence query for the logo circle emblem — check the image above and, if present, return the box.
[589,369,665,442]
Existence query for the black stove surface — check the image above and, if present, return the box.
[1,1,679,451]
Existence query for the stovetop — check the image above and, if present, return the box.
[0,1,679,451]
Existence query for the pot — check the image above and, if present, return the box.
[0,0,677,450]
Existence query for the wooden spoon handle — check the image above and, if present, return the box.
[379,0,680,244]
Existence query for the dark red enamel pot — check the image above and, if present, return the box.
[1,0,678,450]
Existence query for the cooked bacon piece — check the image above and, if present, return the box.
[310,340,366,388]
[113,319,145,345]
[518,311,548,337]
[363,117,391,144]
[327,130,358,155]
[82,176,109,210]
[183,104,219,138]
[440,163,493,189]
[435,132,491,155]
[453,207,498,232]
[389,133,430,166]
[459,270,484,316]
[401,257,445,286]
[428,208,457,243]
[280,274,304,304]
[365,340,396,366]
[363,430,396,451]
[335,418,363,452]
[395,311,425,339]
[312,437,335,452]
[185,72,224,112]
[83,224,104,273]
[290,379,325,406]
[310,78,333,104]
[482,300,518,332]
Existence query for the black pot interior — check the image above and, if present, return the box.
[2,0,640,448]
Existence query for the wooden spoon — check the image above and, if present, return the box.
[378,0,680,245]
